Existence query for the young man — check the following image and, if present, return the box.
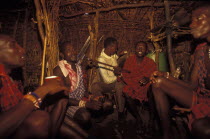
[121,41,156,129]
[53,42,104,129]
[150,4,210,139]
[91,37,125,119]
[0,34,88,139]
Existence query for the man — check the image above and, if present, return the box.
[150,4,210,139]
[91,37,125,119]
[121,41,156,129]
[53,42,105,129]
[0,34,88,139]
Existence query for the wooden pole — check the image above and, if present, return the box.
[88,11,99,92]
[164,0,176,74]
[23,7,29,87]
[60,1,181,18]
[148,11,160,70]
[40,37,47,85]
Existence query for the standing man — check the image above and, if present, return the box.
[150,4,210,139]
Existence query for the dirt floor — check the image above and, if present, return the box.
[88,104,161,139]
[87,104,190,139]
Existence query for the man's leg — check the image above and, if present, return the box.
[73,108,91,129]
[152,77,193,139]
[115,81,125,113]
[49,98,68,138]
[60,115,89,139]
[13,110,50,139]
[191,117,210,139]
[65,105,91,129]
[125,97,142,124]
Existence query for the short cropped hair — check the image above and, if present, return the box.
[104,37,117,48]
[135,41,148,49]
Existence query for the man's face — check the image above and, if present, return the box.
[135,43,147,58]
[190,8,210,39]
[63,44,77,62]
[0,35,25,67]
[109,43,118,55]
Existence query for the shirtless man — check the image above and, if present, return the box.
[0,34,88,139]
[150,4,210,139]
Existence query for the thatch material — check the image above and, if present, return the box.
[34,0,60,84]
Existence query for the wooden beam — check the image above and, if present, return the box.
[60,1,181,18]
[164,0,176,74]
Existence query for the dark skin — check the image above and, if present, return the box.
[150,6,210,139]
[0,35,89,139]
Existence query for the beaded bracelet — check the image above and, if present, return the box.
[28,92,42,107]
[79,100,86,108]
[23,94,40,109]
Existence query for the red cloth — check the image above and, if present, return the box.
[188,43,210,129]
[64,63,78,92]
[0,64,23,112]
[122,55,157,102]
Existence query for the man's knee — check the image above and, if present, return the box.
[152,77,164,89]
[103,99,113,112]
[23,110,50,138]
[56,98,68,109]
[74,108,91,126]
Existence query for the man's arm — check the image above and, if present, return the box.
[53,66,67,87]
[98,58,117,84]
[0,79,67,137]
[153,50,200,90]
[0,86,49,137]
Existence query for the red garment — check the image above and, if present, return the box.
[64,63,78,92]
[188,43,210,129]
[122,55,157,102]
[0,64,23,112]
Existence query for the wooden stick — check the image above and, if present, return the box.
[60,1,181,18]
[164,0,176,73]
[40,37,47,85]
[34,0,45,44]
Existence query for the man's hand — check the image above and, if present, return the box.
[139,77,150,86]
[35,78,68,99]
[85,100,102,110]
[150,71,166,83]
[113,67,122,76]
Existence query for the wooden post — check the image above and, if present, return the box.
[40,37,47,85]
[88,11,99,92]
[23,7,29,87]
[164,0,176,74]
[148,11,160,70]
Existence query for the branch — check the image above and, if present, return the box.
[60,1,181,18]
[34,0,45,43]
[60,0,95,7]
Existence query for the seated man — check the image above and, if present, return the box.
[150,4,210,139]
[121,41,156,129]
[91,37,125,119]
[53,42,112,129]
[0,34,88,139]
